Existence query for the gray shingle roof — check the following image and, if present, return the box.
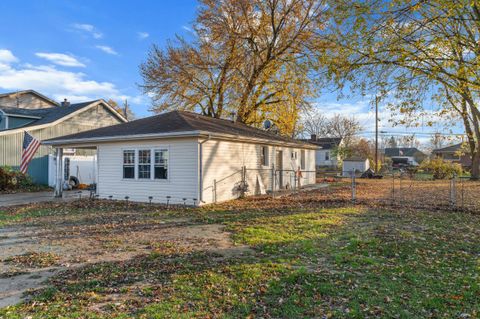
[0,101,99,130]
[384,147,424,157]
[45,110,313,147]
[432,143,463,153]
[299,137,342,149]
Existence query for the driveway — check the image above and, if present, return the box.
[0,190,86,207]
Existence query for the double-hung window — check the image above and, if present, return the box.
[154,149,168,179]
[138,150,151,179]
[123,150,135,179]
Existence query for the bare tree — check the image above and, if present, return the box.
[301,109,362,147]
[327,114,363,148]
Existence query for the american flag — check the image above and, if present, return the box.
[20,131,41,174]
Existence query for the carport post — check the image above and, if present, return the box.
[54,148,63,198]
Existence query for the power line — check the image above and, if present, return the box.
[359,131,465,136]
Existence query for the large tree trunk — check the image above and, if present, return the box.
[471,146,480,180]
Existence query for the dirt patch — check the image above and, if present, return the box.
[0,207,247,308]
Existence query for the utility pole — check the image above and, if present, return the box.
[375,95,379,173]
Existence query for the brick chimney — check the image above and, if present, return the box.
[310,134,317,141]
[61,98,70,107]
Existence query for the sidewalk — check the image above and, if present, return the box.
[0,190,86,207]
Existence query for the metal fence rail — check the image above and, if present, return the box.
[347,173,480,211]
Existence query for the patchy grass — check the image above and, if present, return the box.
[0,194,479,318]
[3,252,60,268]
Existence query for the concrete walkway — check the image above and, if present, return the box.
[0,190,86,208]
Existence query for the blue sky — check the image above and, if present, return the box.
[0,0,464,146]
[0,0,197,117]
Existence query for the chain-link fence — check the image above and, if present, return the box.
[343,171,480,211]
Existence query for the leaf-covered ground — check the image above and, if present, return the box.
[0,184,479,318]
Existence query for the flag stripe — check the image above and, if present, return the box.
[21,141,40,170]
[20,132,41,174]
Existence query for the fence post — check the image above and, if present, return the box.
[351,168,356,204]
[271,164,275,198]
[391,173,395,205]
[399,172,402,204]
[450,173,457,207]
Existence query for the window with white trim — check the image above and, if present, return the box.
[138,150,151,179]
[325,151,330,161]
[260,146,269,166]
[291,151,297,160]
[123,150,135,179]
[154,149,168,179]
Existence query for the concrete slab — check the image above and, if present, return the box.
[0,191,87,208]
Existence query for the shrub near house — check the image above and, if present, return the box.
[419,158,463,179]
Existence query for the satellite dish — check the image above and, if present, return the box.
[263,119,272,130]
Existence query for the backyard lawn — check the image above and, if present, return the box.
[0,184,479,318]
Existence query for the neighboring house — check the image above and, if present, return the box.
[342,157,370,176]
[300,135,342,168]
[384,147,426,167]
[432,143,471,169]
[0,90,127,184]
[44,111,317,205]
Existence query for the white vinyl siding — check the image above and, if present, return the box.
[97,138,198,205]
[201,139,315,204]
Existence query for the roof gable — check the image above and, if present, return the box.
[0,90,59,108]
[0,100,127,135]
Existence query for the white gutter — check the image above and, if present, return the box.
[42,130,204,146]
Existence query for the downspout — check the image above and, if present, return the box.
[198,134,211,204]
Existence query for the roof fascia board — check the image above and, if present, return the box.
[44,129,317,149]
[3,113,42,119]
[43,130,203,145]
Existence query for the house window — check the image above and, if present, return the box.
[325,151,330,161]
[138,150,151,179]
[154,149,168,179]
[260,146,269,166]
[291,151,297,160]
[123,150,135,179]
[300,150,306,170]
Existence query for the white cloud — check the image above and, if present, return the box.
[35,52,85,67]
[95,45,118,55]
[0,61,119,102]
[72,23,103,39]
[137,32,149,40]
[0,49,19,64]
[182,25,193,32]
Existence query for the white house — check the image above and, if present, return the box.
[342,157,370,176]
[300,135,342,168]
[43,111,317,205]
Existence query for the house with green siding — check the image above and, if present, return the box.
[0,90,127,184]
